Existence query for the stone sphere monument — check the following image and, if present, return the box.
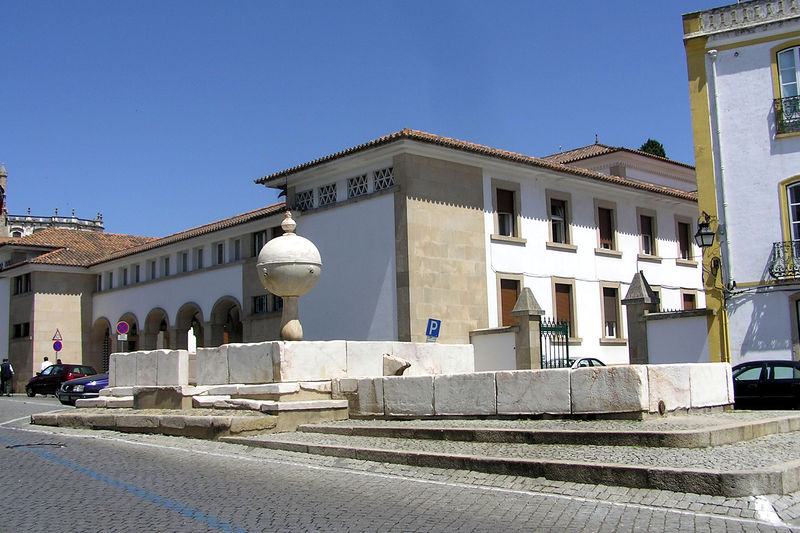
[256,211,322,341]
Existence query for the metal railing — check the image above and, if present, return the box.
[540,317,570,369]
[775,96,800,134]
[769,241,800,279]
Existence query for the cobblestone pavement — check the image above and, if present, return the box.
[1,402,797,532]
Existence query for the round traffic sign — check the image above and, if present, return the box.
[116,321,129,335]
[53,340,63,352]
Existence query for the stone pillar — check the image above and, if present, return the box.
[621,271,660,365]
[510,288,545,370]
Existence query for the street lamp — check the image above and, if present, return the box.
[694,212,716,249]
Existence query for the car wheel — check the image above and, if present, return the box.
[26,386,35,397]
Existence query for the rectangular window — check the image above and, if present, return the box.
[318,183,337,206]
[777,47,800,133]
[253,294,269,314]
[122,267,128,286]
[555,283,574,337]
[195,248,204,269]
[348,174,368,198]
[598,207,615,249]
[106,272,113,290]
[180,252,188,273]
[13,273,31,295]
[640,214,655,255]
[550,198,568,244]
[272,294,283,312]
[149,260,157,280]
[96,275,102,292]
[162,257,170,277]
[374,167,394,191]
[233,239,241,261]
[295,190,314,211]
[682,293,696,311]
[252,230,268,256]
[12,322,30,338]
[496,188,515,237]
[215,243,224,265]
[499,278,520,327]
[134,265,140,283]
[602,287,620,338]
[272,225,284,239]
[677,221,692,260]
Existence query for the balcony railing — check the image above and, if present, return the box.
[769,241,800,279]
[775,97,800,134]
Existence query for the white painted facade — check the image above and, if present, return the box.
[686,3,800,364]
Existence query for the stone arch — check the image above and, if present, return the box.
[176,302,205,351]
[143,308,171,350]
[89,318,112,372]
[117,312,140,352]
[210,296,243,346]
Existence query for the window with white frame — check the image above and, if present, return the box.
[777,46,800,132]
[106,272,114,290]
[252,230,267,256]
[253,294,269,314]
[122,267,128,286]
[162,257,170,277]
[232,239,241,261]
[374,167,394,191]
[676,220,693,260]
[295,190,314,211]
[215,242,225,265]
[549,196,570,244]
[318,183,337,206]
[180,252,188,273]
[638,211,657,256]
[788,182,800,240]
[195,247,204,270]
[601,286,622,339]
[134,264,140,283]
[597,205,616,250]
[348,174,368,198]
[495,188,517,237]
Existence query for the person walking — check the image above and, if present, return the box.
[41,356,52,372]
[0,359,13,396]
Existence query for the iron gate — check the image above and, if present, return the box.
[540,317,570,368]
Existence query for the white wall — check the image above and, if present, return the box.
[297,193,397,341]
[92,265,243,327]
[472,330,516,371]
[647,315,710,365]
[482,168,704,364]
[0,278,8,356]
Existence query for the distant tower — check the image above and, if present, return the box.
[0,164,8,237]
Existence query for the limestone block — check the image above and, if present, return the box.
[384,354,411,376]
[647,365,691,413]
[496,369,571,415]
[434,372,496,416]
[202,385,240,396]
[196,346,230,386]
[345,341,391,377]
[383,375,434,416]
[111,352,137,387]
[689,363,732,408]
[274,341,347,382]
[571,365,649,414]
[193,395,231,408]
[332,378,358,397]
[156,350,189,386]
[236,383,300,396]
[300,381,331,393]
[227,342,274,384]
[102,396,133,408]
[135,351,158,386]
[392,343,474,376]
[725,364,735,404]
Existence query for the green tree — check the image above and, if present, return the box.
[639,139,666,158]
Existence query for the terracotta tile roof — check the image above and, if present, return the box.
[255,129,697,201]
[542,142,696,170]
[5,229,155,268]
[94,202,286,264]
[1,203,286,269]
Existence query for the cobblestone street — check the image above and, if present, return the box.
[3,398,799,532]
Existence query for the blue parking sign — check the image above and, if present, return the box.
[426,318,441,338]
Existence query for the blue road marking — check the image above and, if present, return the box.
[0,434,250,533]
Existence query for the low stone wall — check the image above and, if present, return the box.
[332,363,734,418]
[109,341,474,387]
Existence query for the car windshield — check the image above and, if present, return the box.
[733,366,762,381]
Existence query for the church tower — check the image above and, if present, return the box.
[0,164,8,237]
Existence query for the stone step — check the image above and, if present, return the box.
[220,423,800,497]
[294,412,800,448]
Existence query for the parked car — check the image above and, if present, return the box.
[569,357,606,369]
[56,373,108,406]
[732,360,800,410]
[26,364,97,397]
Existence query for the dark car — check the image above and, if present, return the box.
[732,360,800,410]
[56,373,108,406]
[569,357,606,369]
[25,364,97,397]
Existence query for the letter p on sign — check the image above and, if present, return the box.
[426,318,441,339]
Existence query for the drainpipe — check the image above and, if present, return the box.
[706,49,733,287]
[706,49,733,363]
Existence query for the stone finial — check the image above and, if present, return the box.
[281,210,297,234]
[0,163,6,178]
[622,271,660,305]
[510,287,545,317]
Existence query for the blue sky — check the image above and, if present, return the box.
[1,1,726,237]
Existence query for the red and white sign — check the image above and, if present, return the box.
[52,329,63,341]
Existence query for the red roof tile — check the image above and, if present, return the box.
[255,129,697,201]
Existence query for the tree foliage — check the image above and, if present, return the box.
[639,138,666,158]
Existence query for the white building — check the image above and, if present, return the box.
[0,129,704,390]
[683,0,800,364]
